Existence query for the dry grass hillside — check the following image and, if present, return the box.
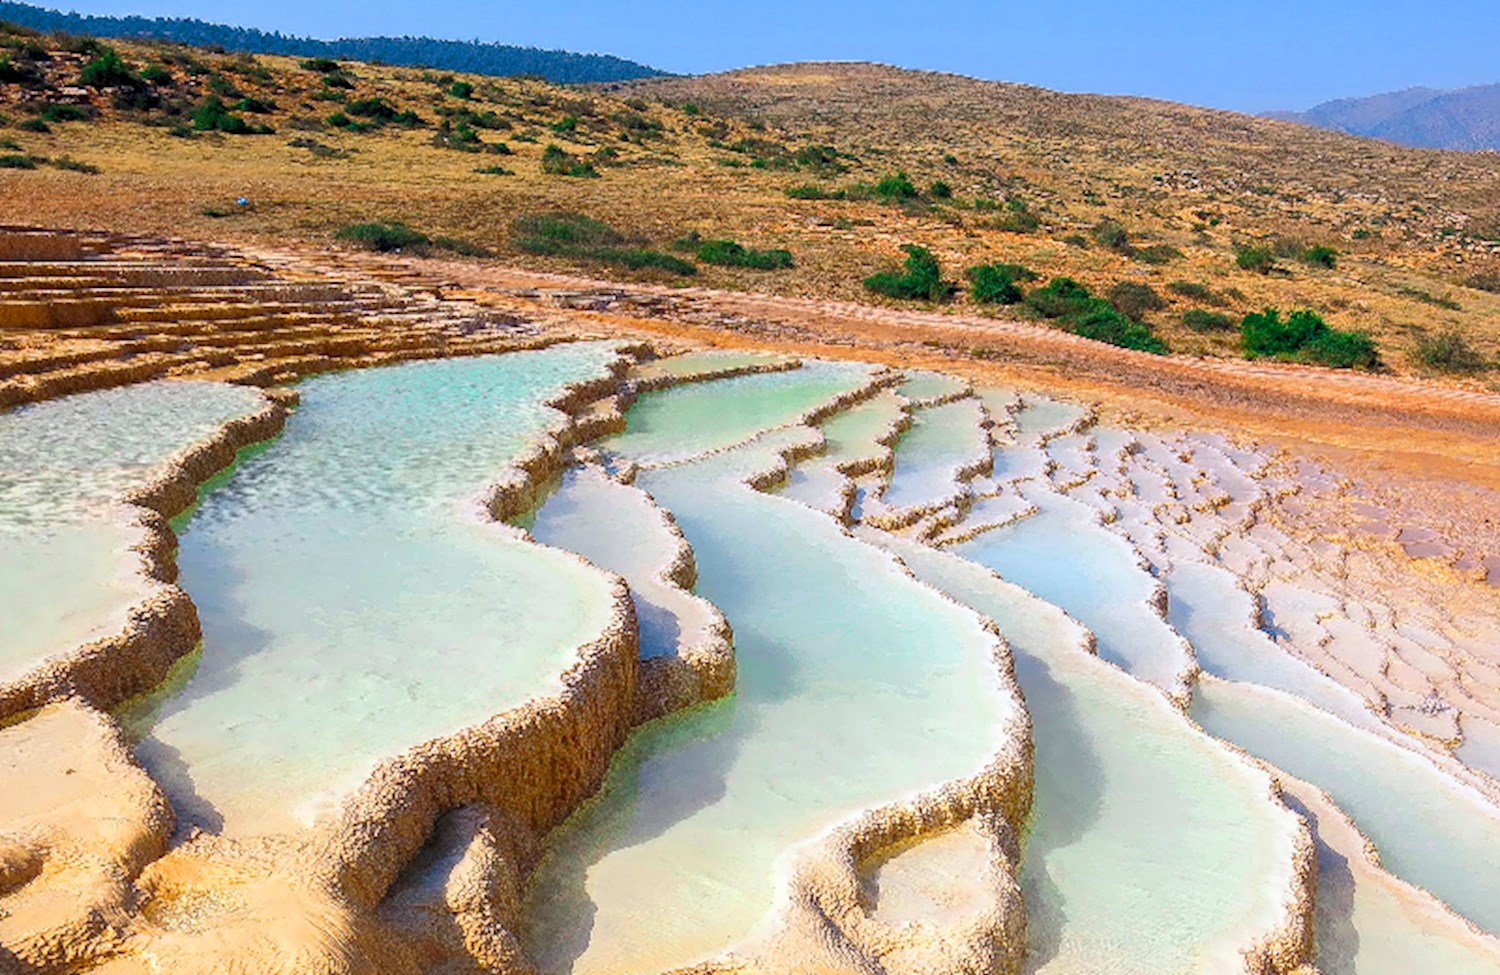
[1,25,1499,380]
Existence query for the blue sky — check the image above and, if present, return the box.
[49,1,1500,112]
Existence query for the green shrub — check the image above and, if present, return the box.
[38,103,90,123]
[1024,277,1167,353]
[16,117,49,133]
[1302,245,1338,268]
[1302,329,1378,369]
[232,97,276,114]
[1092,219,1132,254]
[1134,243,1182,265]
[336,222,430,252]
[1106,281,1166,320]
[928,179,953,200]
[49,155,99,173]
[346,98,422,126]
[1068,302,1168,354]
[873,171,919,202]
[985,198,1039,233]
[864,245,953,301]
[551,114,579,133]
[695,239,794,270]
[77,48,138,88]
[1235,245,1277,273]
[1024,277,1096,318]
[1181,309,1236,332]
[474,164,513,175]
[140,63,173,85]
[449,81,474,100]
[1240,307,1377,368]
[785,184,845,201]
[192,96,271,134]
[540,143,598,177]
[0,153,37,169]
[512,212,694,276]
[1061,233,1088,248]
[1415,329,1488,373]
[1167,280,1228,305]
[966,262,1036,304]
[302,58,342,73]
[794,144,846,173]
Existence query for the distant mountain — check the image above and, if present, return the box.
[0,1,666,84]
[1269,84,1500,152]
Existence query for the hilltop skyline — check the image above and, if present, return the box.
[30,0,1500,113]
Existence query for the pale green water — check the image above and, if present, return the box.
[127,345,624,837]
[635,350,792,380]
[778,390,905,514]
[870,533,1298,974]
[1193,679,1500,938]
[0,381,266,682]
[531,466,715,660]
[601,362,875,466]
[896,369,967,402]
[524,415,1013,973]
[1013,397,1087,438]
[880,397,989,512]
[955,487,1189,694]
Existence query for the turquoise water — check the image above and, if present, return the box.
[1193,678,1500,938]
[531,465,716,660]
[955,487,1190,694]
[880,397,989,512]
[601,362,875,467]
[778,389,906,514]
[127,345,625,837]
[524,417,1013,972]
[872,533,1298,974]
[0,381,266,682]
[634,350,793,381]
[896,369,967,403]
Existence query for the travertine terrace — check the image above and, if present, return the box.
[3,226,1500,975]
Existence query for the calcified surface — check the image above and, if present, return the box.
[126,345,625,836]
[0,381,264,683]
[6,311,1500,975]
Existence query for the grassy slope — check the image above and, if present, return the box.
[1,28,1498,382]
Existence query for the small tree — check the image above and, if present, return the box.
[1106,281,1166,320]
[78,48,139,88]
[864,245,953,302]
[1236,245,1277,274]
[966,262,1036,304]
[1415,329,1488,373]
[873,171,918,202]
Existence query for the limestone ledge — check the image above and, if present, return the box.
[0,387,296,723]
[860,397,996,534]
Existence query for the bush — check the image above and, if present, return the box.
[1134,243,1182,265]
[1240,307,1377,368]
[966,262,1036,304]
[873,171,919,202]
[785,184,846,201]
[1415,329,1488,373]
[512,212,694,276]
[1024,277,1167,354]
[139,63,173,85]
[38,103,90,123]
[865,245,953,302]
[1167,280,1228,306]
[1069,302,1168,354]
[16,117,49,133]
[1302,245,1338,268]
[474,164,513,176]
[1181,309,1236,332]
[1106,281,1166,320]
[551,114,579,134]
[540,143,598,178]
[1093,219,1132,254]
[49,155,99,174]
[984,198,1039,233]
[0,153,37,169]
[1236,245,1277,274]
[449,81,474,99]
[928,179,953,199]
[192,96,271,134]
[302,58,342,73]
[695,239,794,270]
[1024,277,1095,318]
[1061,233,1088,248]
[336,222,430,252]
[346,98,422,126]
[77,48,138,88]
[795,144,846,173]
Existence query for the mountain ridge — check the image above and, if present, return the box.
[0,0,666,84]
[1270,83,1500,152]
